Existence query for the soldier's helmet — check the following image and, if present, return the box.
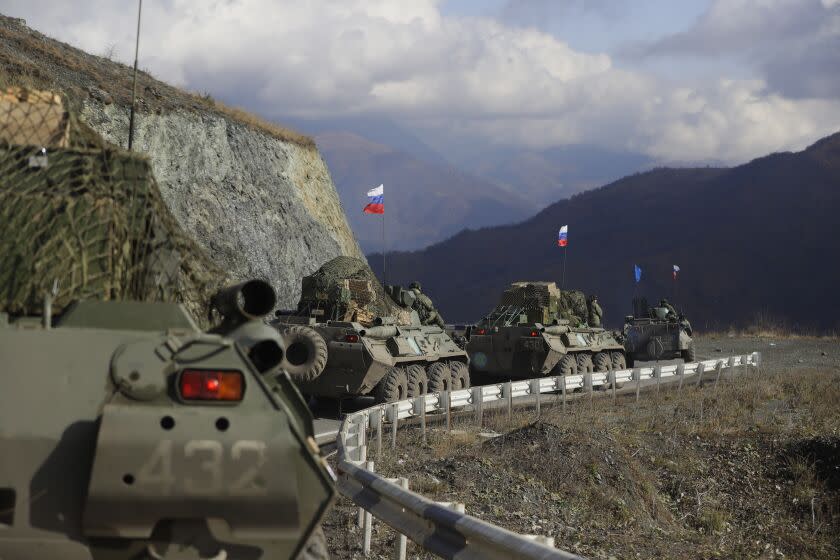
[660,298,669,305]
[409,281,421,291]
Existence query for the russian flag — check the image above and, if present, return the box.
[673,264,680,280]
[557,225,568,247]
[363,184,384,214]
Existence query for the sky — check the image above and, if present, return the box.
[4,0,840,164]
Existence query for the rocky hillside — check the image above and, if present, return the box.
[380,132,840,330]
[0,14,363,308]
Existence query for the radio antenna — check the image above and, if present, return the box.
[128,0,143,150]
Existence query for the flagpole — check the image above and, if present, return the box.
[561,246,567,289]
[382,212,387,285]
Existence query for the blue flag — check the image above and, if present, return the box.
[634,264,642,283]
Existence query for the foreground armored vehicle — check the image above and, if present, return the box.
[0,280,335,559]
[622,297,695,366]
[273,257,469,403]
[465,281,626,379]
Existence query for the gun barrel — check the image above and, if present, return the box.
[212,280,276,322]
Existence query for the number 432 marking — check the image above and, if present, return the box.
[134,440,268,496]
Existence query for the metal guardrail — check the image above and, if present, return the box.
[335,353,761,559]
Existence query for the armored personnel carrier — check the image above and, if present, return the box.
[622,297,695,366]
[465,281,626,379]
[273,257,469,403]
[0,88,333,559]
[0,280,336,559]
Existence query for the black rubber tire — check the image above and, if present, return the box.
[450,361,470,390]
[576,352,594,373]
[406,364,428,397]
[681,342,696,363]
[426,361,452,393]
[552,355,577,376]
[281,325,328,382]
[610,351,627,370]
[375,366,408,403]
[626,354,635,368]
[297,526,329,560]
[593,352,611,372]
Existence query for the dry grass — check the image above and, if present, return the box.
[363,367,840,559]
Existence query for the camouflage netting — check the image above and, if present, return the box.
[496,281,588,324]
[298,256,412,326]
[0,87,225,322]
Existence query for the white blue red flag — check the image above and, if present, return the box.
[363,184,384,214]
[557,225,568,247]
[673,264,680,280]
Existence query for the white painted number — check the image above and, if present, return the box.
[229,440,268,496]
[134,440,268,496]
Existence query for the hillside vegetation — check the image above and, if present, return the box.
[381,132,840,331]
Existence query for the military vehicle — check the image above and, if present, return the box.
[272,257,469,403]
[0,88,333,559]
[464,281,627,380]
[0,279,336,559]
[621,297,695,366]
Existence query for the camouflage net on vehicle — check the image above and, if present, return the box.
[494,281,588,325]
[0,87,225,322]
[298,256,412,326]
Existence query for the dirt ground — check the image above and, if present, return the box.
[322,335,840,559]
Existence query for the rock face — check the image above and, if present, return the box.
[81,101,364,308]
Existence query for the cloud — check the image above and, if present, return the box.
[4,0,840,163]
[637,0,840,100]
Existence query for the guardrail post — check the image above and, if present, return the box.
[414,395,427,445]
[654,364,662,395]
[633,367,641,404]
[373,409,383,459]
[393,477,409,560]
[695,362,705,388]
[609,369,616,404]
[504,382,512,421]
[676,363,685,393]
[584,372,593,408]
[444,390,451,434]
[363,461,374,555]
[560,375,567,412]
[727,356,736,382]
[391,403,399,449]
[530,378,541,417]
[471,386,483,426]
[714,361,723,390]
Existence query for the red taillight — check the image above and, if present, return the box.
[530,330,539,337]
[179,370,244,401]
[344,334,359,343]
[477,328,486,335]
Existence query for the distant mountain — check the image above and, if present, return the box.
[377,132,840,331]
[316,131,538,252]
[459,145,654,207]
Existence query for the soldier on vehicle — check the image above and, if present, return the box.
[558,307,582,327]
[660,298,677,320]
[588,295,603,328]
[409,281,446,328]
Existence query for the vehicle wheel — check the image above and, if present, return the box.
[626,354,635,368]
[406,364,428,397]
[281,325,328,382]
[610,352,627,389]
[297,525,329,560]
[426,362,452,393]
[576,353,594,373]
[681,342,696,363]
[450,361,470,390]
[593,352,610,372]
[375,366,408,403]
[551,355,577,376]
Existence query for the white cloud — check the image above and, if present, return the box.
[4,0,840,163]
